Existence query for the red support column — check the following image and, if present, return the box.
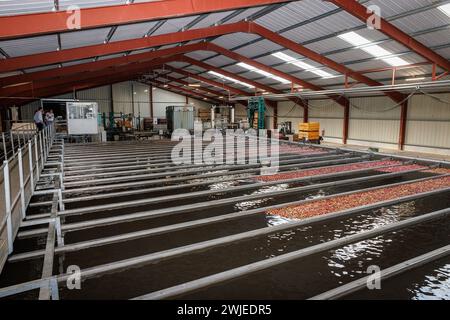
[273,102,278,130]
[149,84,153,118]
[343,100,350,145]
[303,100,309,123]
[399,101,408,151]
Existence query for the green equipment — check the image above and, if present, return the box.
[247,96,266,129]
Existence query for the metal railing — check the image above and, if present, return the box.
[0,124,58,274]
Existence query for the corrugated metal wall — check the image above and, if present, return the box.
[349,96,401,145]
[132,82,150,117]
[406,93,450,149]
[76,85,111,114]
[112,82,133,114]
[20,101,41,120]
[15,84,450,154]
[152,87,186,118]
[309,99,343,139]
[276,100,303,132]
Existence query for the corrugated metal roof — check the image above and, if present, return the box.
[1,0,449,95]
[0,0,53,16]
[110,21,159,42]
[212,33,261,50]
[254,0,336,32]
[61,27,110,49]
[0,34,58,56]
[0,0,158,16]
[151,16,200,35]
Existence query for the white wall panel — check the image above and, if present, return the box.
[132,82,151,118]
[76,85,111,114]
[349,96,401,144]
[350,96,401,120]
[112,82,133,115]
[152,87,186,118]
[276,101,303,132]
[349,119,400,144]
[310,117,343,139]
[308,100,343,139]
[405,93,450,149]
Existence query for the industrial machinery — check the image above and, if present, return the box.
[166,105,195,134]
[210,105,237,130]
[279,121,292,135]
[247,96,266,129]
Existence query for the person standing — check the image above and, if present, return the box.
[34,107,44,131]
[46,109,55,126]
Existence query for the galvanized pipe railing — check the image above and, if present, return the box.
[0,124,56,272]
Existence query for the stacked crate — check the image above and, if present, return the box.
[198,109,210,121]
[298,122,320,140]
[252,112,259,128]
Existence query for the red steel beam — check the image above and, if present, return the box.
[164,75,231,100]
[0,0,292,40]
[149,79,222,104]
[273,102,278,129]
[2,71,143,106]
[0,22,250,73]
[5,69,223,108]
[343,100,350,145]
[303,100,309,123]
[1,57,175,97]
[175,57,308,108]
[3,55,249,101]
[146,82,227,108]
[328,0,450,72]
[248,22,406,104]
[0,20,403,105]
[183,51,346,108]
[164,64,250,96]
[206,42,323,92]
[0,42,208,88]
[398,101,408,150]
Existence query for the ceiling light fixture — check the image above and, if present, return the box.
[405,77,426,82]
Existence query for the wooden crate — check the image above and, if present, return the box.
[298,131,320,140]
[299,122,320,132]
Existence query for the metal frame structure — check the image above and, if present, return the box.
[0,1,448,152]
[0,136,449,300]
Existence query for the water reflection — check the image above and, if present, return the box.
[234,184,289,211]
[410,263,450,300]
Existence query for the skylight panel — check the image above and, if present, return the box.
[338,31,371,46]
[338,31,410,67]
[237,62,290,84]
[207,71,254,89]
[438,4,450,17]
[272,52,336,79]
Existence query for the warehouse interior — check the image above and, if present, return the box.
[0,0,450,301]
